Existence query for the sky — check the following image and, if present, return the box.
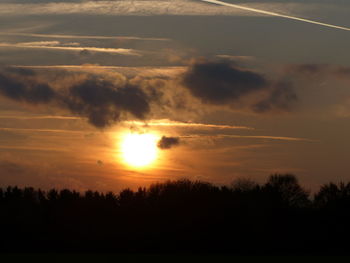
[0,0,350,192]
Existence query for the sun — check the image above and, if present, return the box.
[120,133,159,168]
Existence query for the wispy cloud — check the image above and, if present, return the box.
[19,40,61,46]
[182,134,313,142]
[0,32,171,42]
[202,0,350,32]
[216,55,255,62]
[10,65,186,78]
[0,42,141,56]
[0,115,80,120]
[0,127,84,134]
[124,119,253,130]
[11,64,184,70]
[0,145,68,152]
[0,0,259,16]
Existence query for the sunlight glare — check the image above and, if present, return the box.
[121,133,159,168]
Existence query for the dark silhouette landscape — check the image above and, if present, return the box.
[1,174,350,255]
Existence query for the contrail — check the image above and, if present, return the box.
[202,0,350,32]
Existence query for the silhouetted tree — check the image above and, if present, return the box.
[263,174,310,208]
[118,188,135,206]
[231,178,259,193]
[314,182,350,208]
[47,189,58,201]
[0,175,350,254]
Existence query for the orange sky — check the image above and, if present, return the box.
[0,0,350,192]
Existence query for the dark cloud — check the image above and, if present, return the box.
[0,72,55,104]
[286,64,350,79]
[287,64,328,75]
[335,67,350,75]
[253,82,297,113]
[0,70,152,128]
[181,60,297,113]
[62,77,150,127]
[0,60,303,128]
[157,136,180,150]
[181,60,267,105]
[4,67,36,76]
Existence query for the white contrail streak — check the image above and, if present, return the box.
[202,0,350,32]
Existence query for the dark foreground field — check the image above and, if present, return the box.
[3,254,349,263]
[1,174,350,255]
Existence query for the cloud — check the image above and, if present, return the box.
[0,0,260,16]
[216,55,256,63]
[0,127,84,134]
[157,136,180,149]
[0,70,153,128]
[11,65,186,80]
[0,71,55,104]
[0,145,68,152]
[286,64,330,75]
[3,67,36,76]
[0,114,80,120]
[286,63,350,79]
[0,60,302,129]
[181,134,312,142]
[182,60,267,105]
[0,32,171,42]
[63,77,150,127]
[124,119,252,130]
[181,60,297,113]
[253,82,297,113]
[19,41,61,46]
[0,42,141,56]
[0,66,204,128]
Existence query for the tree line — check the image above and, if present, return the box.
[1,174,350,254]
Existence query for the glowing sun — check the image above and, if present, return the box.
[121,133,159,168]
